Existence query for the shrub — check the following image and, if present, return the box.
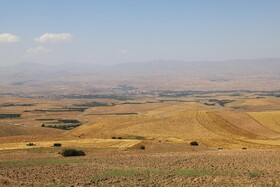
[190,141,199,146]
[140,145,145,150]
[249,171,260,178]
[26,143,35,146]
[134,136,145,140]
[112,137,117,139]
[117,137,123,139]
[61,149,86,157]
[76,150,86,156]
[53,143,62,147]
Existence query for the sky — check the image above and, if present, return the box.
[0,0,280,66]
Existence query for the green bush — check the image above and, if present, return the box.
[53,143,62,147]
[140,145,145,150]
[249,171,260,178]
[61,149,85,157]
[26,143,36,146]
[190,141,199,146]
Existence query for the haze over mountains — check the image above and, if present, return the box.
[1,58,280,96]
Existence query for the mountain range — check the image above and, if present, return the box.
[1,58,280,95]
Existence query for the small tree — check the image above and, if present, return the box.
[61,149,86,157]
[190,141,199,146]
[140,145,145,150]
[53,143,62,147]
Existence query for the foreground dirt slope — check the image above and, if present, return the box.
[1,97,280,186]
[0,149,279,187]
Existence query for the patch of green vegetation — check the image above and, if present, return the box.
[231,106,246,110]
[92,168,167,181]
[133,136,145,140]
[92,112,138,115]
[159,99,191,103]
[58,119,80,123]
[115,112,138,115]
[208,99,235,106]
[204,102,215,106]
[120,102,143,105]
[28,184,66,187]
[40,119,82,130]
[114,135,145,140]
[44,124,81,130]
[0,158,84,168]
[0,114,21,119]
[74,102,111,107]
[249,171,260,178]
[129,136,145,140]
[36,118,57,121]
[31,108,87,112]
[0,103,34,107]
[175,168,215,177]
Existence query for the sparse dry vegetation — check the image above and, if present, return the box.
[0,94,280,186]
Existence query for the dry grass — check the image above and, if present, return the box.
[0,138,141,151]
[1,95,280,149]
[248,111,280,133]
[1,95,280,186]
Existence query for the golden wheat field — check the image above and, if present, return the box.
[0,94,280,186]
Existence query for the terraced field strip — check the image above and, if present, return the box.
[216,112,280,139]
[195,111,254,139]
[244,139,280,146]
[0,138,141,150]
[248,111,280,133]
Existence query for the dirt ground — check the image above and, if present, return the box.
[0,145,280,187]
[1,95,280,186]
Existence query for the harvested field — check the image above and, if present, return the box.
[0,149,280,186]
[0,95,280,186]
[0,138,141,151]
[248,111,280,133]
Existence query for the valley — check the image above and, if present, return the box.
[0,91,280,186]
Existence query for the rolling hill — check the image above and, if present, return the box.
[66,102,280,148]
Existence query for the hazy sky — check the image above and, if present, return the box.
[0,0,280,66]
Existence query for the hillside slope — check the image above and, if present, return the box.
[0,124,64,137]
[67,103,280,147]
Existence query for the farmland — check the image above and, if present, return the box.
[0,92,280,186]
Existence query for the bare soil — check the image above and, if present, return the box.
[0,95,280,186]
[0,146,280,187]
